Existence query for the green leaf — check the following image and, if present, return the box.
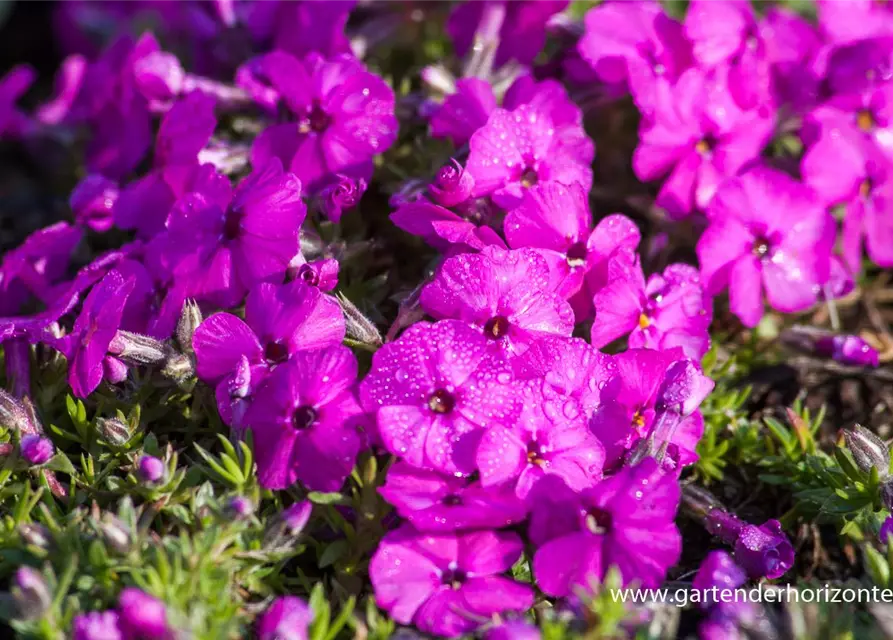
[45,453,76,475]
[307,491,348,505]
[319,539,348,568]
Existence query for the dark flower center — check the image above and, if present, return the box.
[222,208,243,240]
[752,236,771,258]
[427,389,455,414]
[292,405,317,430]
[585,507,613,534]
[441,494,463,506]
[300,102,331,134]
[857,109,875,132]
[566,241,588,267]
[483,316,510,340]
[526,441,547,467]
[860,178,873,198]
[264,341,290,365]
[441,567,468,588]
[520,167,538,188]
[695,133,718,155]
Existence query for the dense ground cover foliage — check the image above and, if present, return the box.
[0,0,892,638]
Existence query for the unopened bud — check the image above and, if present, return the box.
[0,389,36,435]
[161,352,195,383]
[12,567,51,620]
[20,435,54,466]
[337,293,382,348]
[282,501,312,535]
[429,159,475,208]
[318,175,366,223]
[96,417,133,446]
[109,331,167,365]
[226,496,254,520]
[19,524,51,550]
[176,299,202,356]
[136,455,166,485]
[843,425,890,478]
[100,515,132,554]
[103,356,129,384]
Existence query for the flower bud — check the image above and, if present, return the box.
[176,299,203,356]
[100,515,132,554]
[282,501,312,535]
[817,334,880,368]
[70,175,118,233]
[337,293,383,348]
[103,356,129,384]
[0,388,37,436]
[118,588,169,639]
[96,417,133,446]
[256,596,313,640]
[286,256,339,292]
[12,567,51,620]
[843,425,889,478]
[319,175,366,223]
[72,610,123,640]
[881,516,893,544]
[136,455,166,485]
[429,159,475,208]
[161,352,195,383]
[226,496,254,520]
[108,331,168,365]
[19,523,51,550]
[20,434,53,466]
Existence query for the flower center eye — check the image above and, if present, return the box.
[526,441,547,467]
[632,408,646,429]
[585,507,612,534]
[638,313,651,329]
[752,237,771,258]
[566,241,588,267]
[298,265,319,286]
[292,405,317,430]
[520,167,538,188]
[860,178,873,198]
[857,109,875,132]
[223,209,243,240]
[483,316,510,339]
[442,494,462,506]
[300,102,331,134]
[264,341,290,365]
[427,389,455,414]
[441,567,467,588]
[695,134,717,155]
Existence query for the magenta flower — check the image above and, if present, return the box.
[816,334,880,368]
[476,389,605,498]
[318,175,366,223]
[72,611,123,640]
[359,320,521,476]
[250,51,398,192]
[504,182,639,303]
[591,259,712,359]
[63,271,135,399]
[256,596,313,640]
[379,461,527,532]
[136,455,166,485]
[590,348,703,468]
[577,1,691,111]
[193,280,344,386]
[880,516,893,544]
[164,160,306,309]
[429,78,498,147]
[421,247,574,355]
[272,0,354,59]
[634,67,775,218]
[696,166,836,328]
[466,106,594,210]
[693,551,756,640]
[801,125,893,273]
[243,346,363,491]
[0,222,83,316]
[114,91,217,238]
[532,458,681,593]
[484,620,541,640]
[285,255,339,292]
[817,0,893,45]
[684,0,770,109]
[117,588,169,639]
[370,525,534,637]
[429,159,476,208]
[447,1,568,68]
